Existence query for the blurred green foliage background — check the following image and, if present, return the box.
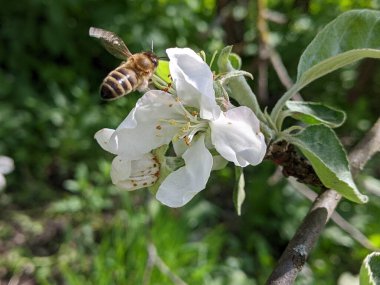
[1,0,380,284]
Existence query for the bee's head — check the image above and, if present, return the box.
[143,51,159,68]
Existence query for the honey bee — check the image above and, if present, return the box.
[89,27,159,100]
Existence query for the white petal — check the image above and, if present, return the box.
[0,156,14,175]
[110,155,132,185]
[111,91,185,159]
[115,175,157,191]
[156,134,212,207]
[130,154,160,177]
[111,154,159,191]
[166,48,221,120]
[210,106,267,167]
[94,128,118,154]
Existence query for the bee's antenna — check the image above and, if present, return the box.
[151,40,154,53]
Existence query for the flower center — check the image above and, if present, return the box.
[161,101,209,145]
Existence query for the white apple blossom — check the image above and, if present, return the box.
[111,153,160,191]
[95,131,160,191]
[95,47,266,207]
[0,156,14,191]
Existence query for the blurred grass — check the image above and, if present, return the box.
[1,0,380,284]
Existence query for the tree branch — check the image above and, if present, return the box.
[348,118,380,175]
[266,117,380,285]
[257,0,269,104]
[289,178,378,251]
[268,48,303,101]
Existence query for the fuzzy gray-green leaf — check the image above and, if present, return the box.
[288,125,368,204]
[360,252,380,285]
[285,101,346,128]
[271,10,380,127]
[217,46,262,118]
[297,10,380,89]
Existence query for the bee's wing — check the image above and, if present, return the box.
[89,27,132,60]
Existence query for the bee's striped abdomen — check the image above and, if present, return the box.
[100,65,138,100]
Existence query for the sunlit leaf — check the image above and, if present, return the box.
[156,60,171,83]
[271,10,380,125]
[360,252,380,285]
[285,101,346,128]
[228,52,242,70]
[297,10,380,89]
[288,125,368,204]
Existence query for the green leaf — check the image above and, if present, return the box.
[298,48,380,90]
[297,10,380,89]
[228,52,242,70]
[285,101,346,128]
[209,50,219,70]
[288,125,368,204]
[271,10,380,126]
[217,70,253,82]
[213,80,229,101]
[198,50,207,62]
[156,60,171,83]
[233,167,246,216]
[360,252,380,285]
[217,46,264,122]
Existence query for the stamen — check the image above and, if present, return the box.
[157,97,210,145]
[176,100,198,123]
[186,121,208,142]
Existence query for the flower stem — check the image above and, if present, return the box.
[270,84,299,129]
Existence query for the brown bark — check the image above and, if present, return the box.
[266,117,380,285]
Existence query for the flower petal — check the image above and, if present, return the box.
[156,134,213,207]
[110,155,132,185]
[102,91,185,159]
[111,154,160,191]
[210,106,267,167]
[166,48,221,120]
[94,128,118,154]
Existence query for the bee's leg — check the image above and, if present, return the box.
[137,80,150,93]
[161,74,172,93]
[162,82,172,93]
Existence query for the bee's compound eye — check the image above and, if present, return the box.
[144,51,159,67]
[151,57,159,67]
